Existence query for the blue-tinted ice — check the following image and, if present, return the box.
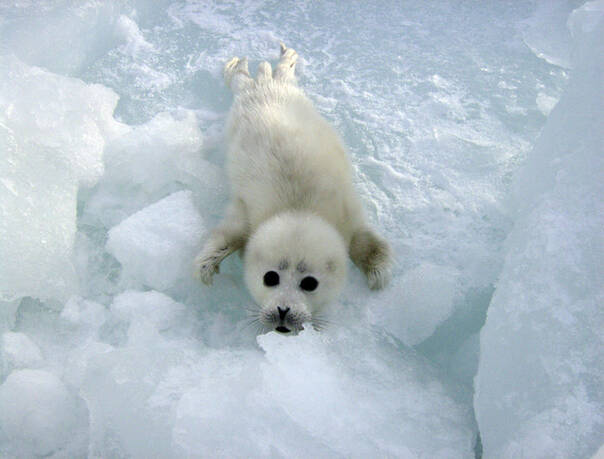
[0,0,602,457]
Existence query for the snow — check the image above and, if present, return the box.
[0,0,602,457]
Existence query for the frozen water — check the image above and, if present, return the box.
[0,0,601,457]
[110,290,188,344]
[0,369,87,457]
[0,300,20,334]
[367,263,459,346]
[61,296,107,331]
[522,0,575,69]
[0,55,124,302]
[101,110,206,195]
[106,191,205,291]
[174,327,475,458]
[82,109,216,231]
[1,332,43,379]
[475,2,604,458]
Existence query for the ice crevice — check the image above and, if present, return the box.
[0,0,602,457]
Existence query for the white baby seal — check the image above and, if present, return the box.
[195,44,392,333]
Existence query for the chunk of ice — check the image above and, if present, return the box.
[0,56,122,302]
[1,332,43,378]
[0,369,82,457]
[367,263,459,346]
[84,109,224,230]
[110,290,187,344]
[61,296,107,332]
[475,4,604,457]
[1,2,126,75]
[106,191,205,291]
[103,111,204,192]
[522,0,574,68]
[173,328,476,457]
[81,341,190,458]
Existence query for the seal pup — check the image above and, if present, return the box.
[195,44,392,333]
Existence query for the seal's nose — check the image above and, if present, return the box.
[277,306,290,321]
[276,307,291,333]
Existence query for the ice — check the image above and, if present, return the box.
[81,344,183,458]
[0,300,20,333]
[475,3,604,457]
[522,0,574,68]
[0,2,128,75]
[367,263,459,346]
[102,111,204,194]
[61,296,107,331]
[535,92,559,116]
[106,191,205,291]
[1,332,43,378]
[81,109,223,233]
[0,55,123,302]
[173,327,476,457]
[0,0,600,456]
[115,15,154,56]
[0,369,86,457]
[447,333,481,385]
[110,290,187,343]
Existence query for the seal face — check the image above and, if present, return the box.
[244,212,347,333]
[194,44,392,333]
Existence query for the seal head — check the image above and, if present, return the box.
[244,211,347,333]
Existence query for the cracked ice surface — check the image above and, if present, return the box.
[0,0,601,457]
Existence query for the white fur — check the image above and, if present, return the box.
[195,44,392,332]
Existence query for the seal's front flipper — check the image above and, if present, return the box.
[349,228,392,290]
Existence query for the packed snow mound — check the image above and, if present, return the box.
[475,3,604,457]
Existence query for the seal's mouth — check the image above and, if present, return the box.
[257,304,310,334]
[275,324,307,334]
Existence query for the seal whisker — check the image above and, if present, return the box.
[243,305,262,315]
[241,317,260,332]
[257,321,270,335]
[312,314,334,331]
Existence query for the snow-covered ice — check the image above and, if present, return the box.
[0,0,602,457]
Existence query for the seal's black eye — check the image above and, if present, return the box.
[300,276,318,292]
[263,271,280,287]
